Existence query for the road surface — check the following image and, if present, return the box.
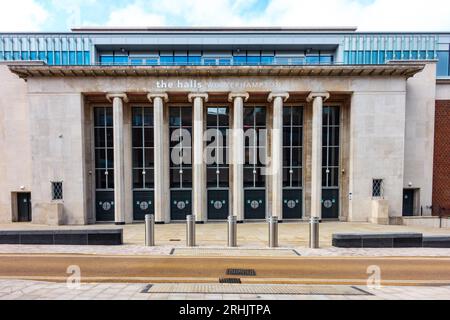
[0,254,449,286]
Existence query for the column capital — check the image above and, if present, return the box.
[147,93,169,103]
[306,92,330,102]
[106,93,129,103]
[228,92,250,103]
[188,93,208,103]
[268,92,289,103]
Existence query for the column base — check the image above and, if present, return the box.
[115,222,126,226]
[195,221,205,225]
[155,221,165,225]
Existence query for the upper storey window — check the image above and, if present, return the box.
[342,34,440,66]
[97,50,334,66]
[437,49,450,77]
[0,36,91,65]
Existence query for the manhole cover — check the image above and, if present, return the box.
[226,269,257,277]
[219,278,241,284]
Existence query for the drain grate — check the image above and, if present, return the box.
[219,278,242,284]
[226,269,257,277]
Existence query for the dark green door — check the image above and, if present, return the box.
[402,189,414,216]
[171,190,192,221]
[17,193,32,222]
[208,190,229,220]
[133,191,154,221]
[244,190,266,220]
[283,189,303,219]
[96,191,115,222]
[322,189,339,219]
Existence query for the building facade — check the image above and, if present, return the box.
[0,27,449,225]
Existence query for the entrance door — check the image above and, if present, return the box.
[282,106,304,219]
[243,106,267,220]
[208,190,229,220]
[169,106,193,221]
[283,189,303,219]
[171,190,192,220]
[244,190,266,220]
[94,107,115,222]
[322,189,339,219]
[403,189,414,216]
[132,107,155,221]
[96,191,115,222]
[133,191,154,221]
[206,107,230,220]
[17,193,32,222]
[321,106,341,220]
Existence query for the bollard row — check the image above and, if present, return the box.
[144,214,321,249]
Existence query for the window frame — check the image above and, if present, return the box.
[206,106,230,189]
[282,105,304,189]
[131,106,155,191]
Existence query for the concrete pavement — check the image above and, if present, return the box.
[1,221,449,247]
[1,279,450,300]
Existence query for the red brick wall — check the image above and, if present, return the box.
[433,100,450,216]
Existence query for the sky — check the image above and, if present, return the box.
[0,0,450,32]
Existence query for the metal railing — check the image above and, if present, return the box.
[95,57,334,67]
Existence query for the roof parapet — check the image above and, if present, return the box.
[70,26,358,33]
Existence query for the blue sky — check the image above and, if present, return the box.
[1,0,449,32]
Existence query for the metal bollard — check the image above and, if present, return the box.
[309,217,320,249]
[186,215,196,247]
[145,214,155,247]
[227,215,237,247]
[268,216,279,248]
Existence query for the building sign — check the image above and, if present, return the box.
[155,79,284,91]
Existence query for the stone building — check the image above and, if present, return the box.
[0,27,449,225]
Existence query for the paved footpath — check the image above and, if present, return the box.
[0,279,449,300]
[1,244,450,257]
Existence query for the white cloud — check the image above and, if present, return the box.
[105,0,450,31]
[2,0,447,32]
[259,0,450,31]
[106,3,167,27]
[105,0,264,27]
[0,0,49,32]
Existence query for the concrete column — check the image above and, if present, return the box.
[268,93,289,220]
[148,93,169,223]
[188,93,208,222]
[106,93,128,225]
[228,93,249,222]
[307,92,330,219]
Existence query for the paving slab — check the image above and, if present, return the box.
[0,280,449,300]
